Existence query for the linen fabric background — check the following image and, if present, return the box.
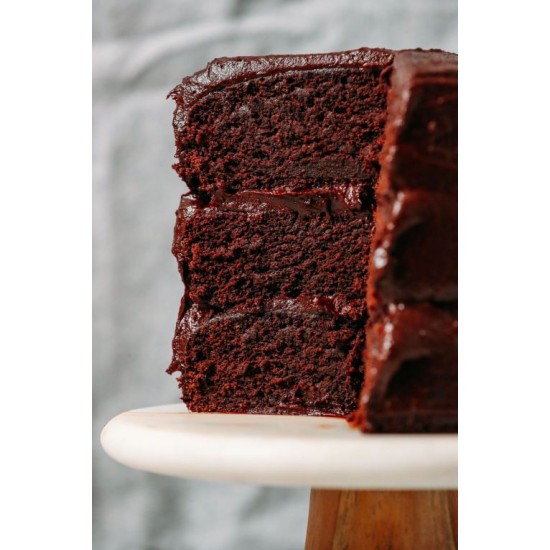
[93,1,457,548]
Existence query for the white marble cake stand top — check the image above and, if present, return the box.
[101,404,457,489]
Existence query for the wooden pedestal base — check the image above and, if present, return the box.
[305,489,457,550]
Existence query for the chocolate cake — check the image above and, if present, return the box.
[167,47,458,432]
[354,50,458,432]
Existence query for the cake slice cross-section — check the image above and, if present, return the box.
[167,47,458,432]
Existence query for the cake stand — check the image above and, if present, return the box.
[101,404,458,549]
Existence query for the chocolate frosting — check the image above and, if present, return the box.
[181,185,366,215]
[367,49,458,309]
[360,303,458,431]
[369,189,458,305]
[354,49,458,433]
[177,295,358,337]
[381,50,458,193]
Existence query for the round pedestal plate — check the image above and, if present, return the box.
[101,404,457,549]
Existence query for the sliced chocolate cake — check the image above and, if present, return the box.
[168,49,393,416]
[167,47,458,431]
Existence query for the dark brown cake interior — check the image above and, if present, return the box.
[173,65,389,200]
[168,50,393,416]
[173,193,373,320]
[173,304,364,415]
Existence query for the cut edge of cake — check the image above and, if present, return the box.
[167,47,458,433]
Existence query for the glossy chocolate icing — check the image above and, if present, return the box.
[368,49,458,308]
[381,50,458,193]
[369,189,458,306]
[176,295,360,339]
[354,49,458,433]
[358,303,457,432]
[191,185,365,214]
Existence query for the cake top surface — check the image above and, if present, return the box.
[168,47,394,123]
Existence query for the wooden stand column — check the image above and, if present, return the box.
[305,489,457,550]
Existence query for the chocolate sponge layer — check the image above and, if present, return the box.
[169,302,364,416]
[173,191,374,320]
[169,50,393,199]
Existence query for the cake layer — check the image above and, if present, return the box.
[355,303,457,433]
[169,49,393,198]
[368,189,457,307]
[173,190,373,320]
[168,301,364,416]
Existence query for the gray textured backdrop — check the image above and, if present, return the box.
[93,1,457,548]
